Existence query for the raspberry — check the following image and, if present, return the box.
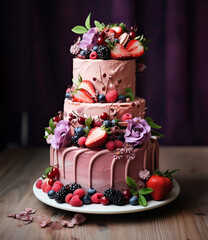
[105,140,116,151]
[73,188,85,199]
[45,185,52,193]
[91,193,104,203]
[78,136,87,146]
[114,140,124,148]
[65,193,74,204]
[52,184,62,192]
[122,113,133,122]
[92,120,102,127]
[70,195,83,207]
[105,90,118,103]
[54,181,64,188]
[90,51,98,59]
[36,179,43,189]
[41,182,48,192]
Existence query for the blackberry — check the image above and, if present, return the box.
[71,135,79,146]
[55,184,70,203]
[84,50,91,59]
[97,46,111,60]
[104,188,126,206]
[69,182,82,193]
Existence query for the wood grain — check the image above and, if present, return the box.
[0,147,208,240]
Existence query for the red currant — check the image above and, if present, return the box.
[53,116,59,122]
[129,31,136,39]
[99,31,105,37]
[47,171,55,179]
[100,112,108,120]
[48,178,55,186]
[123,189,132,200]
[101,196,109,205]
[69,113,74,118]
[78,117,85,125]
[97,36,105,45]
[51,167,59,177]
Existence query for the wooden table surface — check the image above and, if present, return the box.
[0,147,208,240]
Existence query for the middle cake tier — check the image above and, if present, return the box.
[64,97,146,121]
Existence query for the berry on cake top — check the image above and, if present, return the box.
[70,13,150,60]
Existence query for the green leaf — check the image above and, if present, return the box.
[139,194,147,207]
[119,22,128,32]
[94,20,104,30]
[85,117,93,129]
[84,126,90,135]
[125,87,135,101]
[71,25,88,34]
[44,135,48,139]
[44,167,52,176]
[139,187,153,195]
[44,127,53,135]
[145,117,153,125]
[151,130,164,138]
[49,118,55,131]
[85,13,91,30]
[126,176,137,190]
[130,189,139,196]
[145,117,161,129]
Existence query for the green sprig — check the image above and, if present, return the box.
[125,87,135,101]
[145,117,164,138]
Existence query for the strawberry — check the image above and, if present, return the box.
[85,127,108,149]
[104,28,119,39]
[111,26,123,37]
[72,89,94,103]
[146,169,179,201]
[111,43,131,60]
[126,40,144,58]
[79,80,96,97]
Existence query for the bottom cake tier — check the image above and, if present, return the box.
[50,138,159,193]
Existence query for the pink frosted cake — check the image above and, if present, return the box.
[40,14,167,207]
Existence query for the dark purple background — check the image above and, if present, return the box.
[1,0,208,148]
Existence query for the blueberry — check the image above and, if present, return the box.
[102,120,112,128]
[74,127,85,137]
[48,190,56,199]
[129,196,138,205]
[83,195,91,204]
[65,92,72,99]
[117,95,126,102]
[117,134,124,142]
[111,119,119,126]
[98,94,106,103]
[115,39,119,43]
[93,46,99,52]
[87,188,96,196]
[80,50,85,56]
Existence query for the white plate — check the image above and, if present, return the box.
[33,179,180,214]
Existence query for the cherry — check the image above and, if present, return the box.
[78,117,85,125]
[51,167,59,177]
[100,112,108,120]
[99,31,105,37]
[101,196,109,205]
[47,171,55,179]
[129,31,136,39]
[48,178,55,186]
[123,189,132,200]
[53,116,59,122]
[97,36,105,45]
[69,113,74,118]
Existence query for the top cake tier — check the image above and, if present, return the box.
[73,58,136,95]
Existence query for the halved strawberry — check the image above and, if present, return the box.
[111,26,123,37]
[111,43,131,60]
[72,89,94,103]
[126,40,144,57]
[79,80,96,97]
[85,127,108,148]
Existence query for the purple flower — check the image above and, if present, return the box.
[50,120,71,149]
[79,28,99,50]
[124,117,151,146]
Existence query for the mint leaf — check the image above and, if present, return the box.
[151,130,164,138]
[85,117,92,129]
[145,117,161,129]
[85,13,91,30]
[130,189,139,196]
[94,20,104,30]
[139,187,153,195]
[126,176,137,190]
[44,167,52,176]
[49,118,55,131]
[72,25,88,34]
[44,127,53,135]
[145,117,153,125]
[125,87,135,101]
[139,194,147,207]
[84,126,90,135]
